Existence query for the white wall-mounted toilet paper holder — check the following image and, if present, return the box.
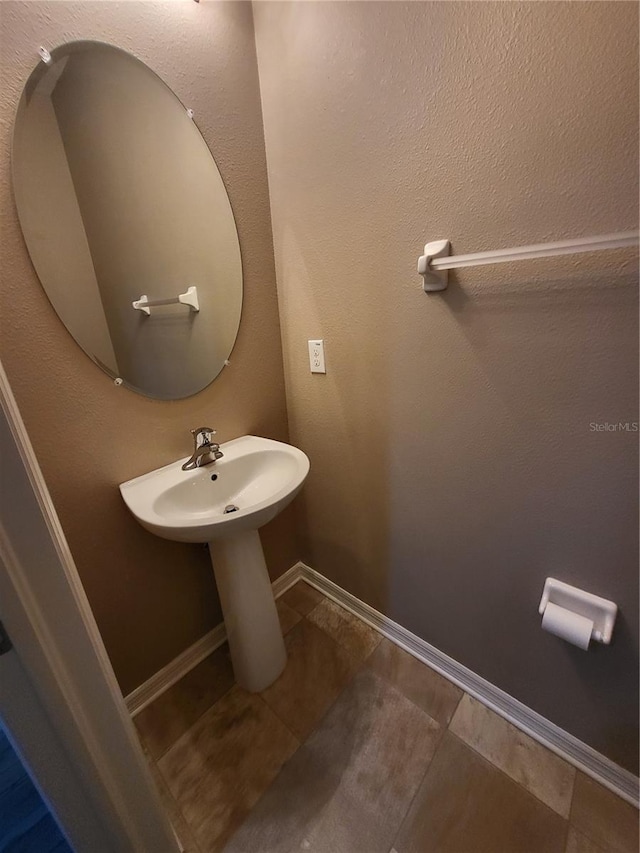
[538,578,617,645]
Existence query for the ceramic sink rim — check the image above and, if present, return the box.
[119,435,310,542]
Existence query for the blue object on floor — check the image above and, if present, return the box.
[0,723,73,853]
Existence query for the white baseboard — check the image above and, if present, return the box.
[126,560,639,807]
[125,563,302,716]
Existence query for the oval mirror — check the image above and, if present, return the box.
[12,41,242,400]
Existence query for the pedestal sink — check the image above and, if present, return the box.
[119,436,310,692]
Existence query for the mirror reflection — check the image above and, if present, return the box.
[12,41,242,399]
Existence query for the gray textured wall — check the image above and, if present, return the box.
[254,1,639,772]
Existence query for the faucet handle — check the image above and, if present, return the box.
[191,426,216,447]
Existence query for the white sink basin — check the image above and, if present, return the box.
[119,434,310,693]
[120,435,309,543]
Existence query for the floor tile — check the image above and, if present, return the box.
[570,772,639,853]
[260,619,357,740]
[394,731,567,853]
[566,826,608,853]
[449,693,575,817]
[276,598,303,635]
[145,752,202,853]
[307,598,381,665]
[367,638,462,726]
[135,646,235,759]
[158,685,299,852]
[280,581,324,616]
[225,669,443,853]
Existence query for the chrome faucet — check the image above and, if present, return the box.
[181,426,224,471]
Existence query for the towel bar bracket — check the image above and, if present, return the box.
[418,240,451,291]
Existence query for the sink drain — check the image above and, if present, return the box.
[223,504,239,514]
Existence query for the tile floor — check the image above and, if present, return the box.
[134,582,639,853]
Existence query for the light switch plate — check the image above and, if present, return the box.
[308,339,326,374]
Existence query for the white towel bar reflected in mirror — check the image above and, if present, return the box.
[132,285,200,315]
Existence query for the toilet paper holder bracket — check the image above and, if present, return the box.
[538,578,617,645]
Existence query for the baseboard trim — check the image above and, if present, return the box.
[125,563,302,717]
[299,563,639,808]
[126,560,638,807]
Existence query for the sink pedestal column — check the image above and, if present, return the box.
[208,530,286,692]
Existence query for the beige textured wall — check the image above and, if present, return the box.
[0,0,297,696]
[254,1,639,771]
